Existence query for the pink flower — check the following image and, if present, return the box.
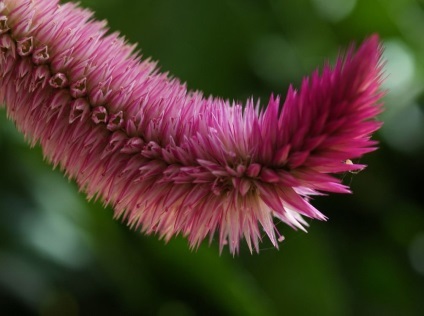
[0,0,384,254]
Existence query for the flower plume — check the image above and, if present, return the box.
[0,0,384,254]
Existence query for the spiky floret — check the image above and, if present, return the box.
[0,0,384,254]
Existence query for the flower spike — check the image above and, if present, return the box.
[0,0,385,254]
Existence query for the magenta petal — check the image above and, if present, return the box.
[70,77,87,98]
[107,111,124,131]
[69,98,90,123]
[16,36,33,56]
[32,46,49,65]
[49,72,68,89]
[91,106,108,124]
[0,16,11,34]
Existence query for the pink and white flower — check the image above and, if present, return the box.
[0,0,384,254]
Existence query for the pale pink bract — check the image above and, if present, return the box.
[0,0,384,254]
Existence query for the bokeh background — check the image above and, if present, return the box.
[1,0,424,315]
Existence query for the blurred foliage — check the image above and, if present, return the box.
[1,0,424,315]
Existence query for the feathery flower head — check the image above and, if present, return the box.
[0,0,384,254]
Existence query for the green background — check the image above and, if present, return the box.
[1,0,424,315]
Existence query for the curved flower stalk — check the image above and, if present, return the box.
[0,0,384,254]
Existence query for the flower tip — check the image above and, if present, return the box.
[367,33,380,44]
[361,34,384,60]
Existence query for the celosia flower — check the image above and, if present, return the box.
[0,0,384,254]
